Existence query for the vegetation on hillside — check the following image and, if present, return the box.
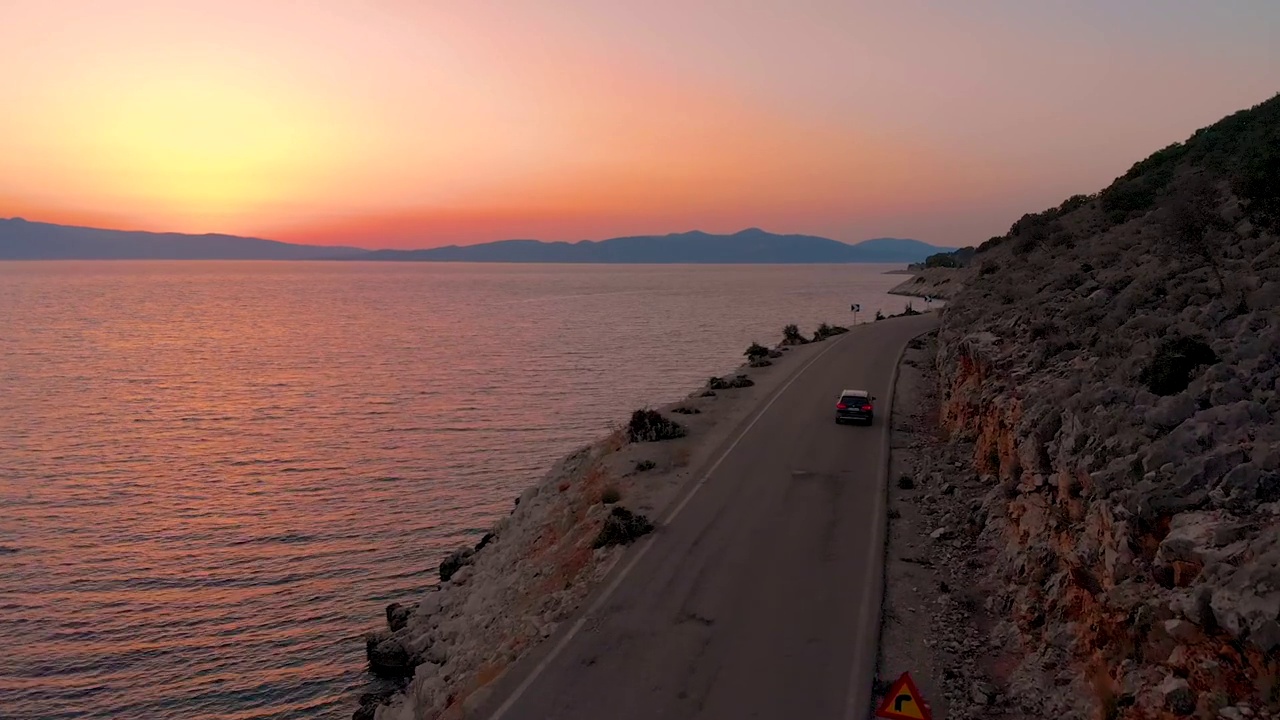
[975,93,1280,258]
[913,246,976,269]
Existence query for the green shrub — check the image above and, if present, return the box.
[1236,140,1280,231]
[813,323,849,341]
[1141,337,1219,396]
[1058,194,1092,214]
[976,235,1006,253]
[924,252,959,268]
[1120,142,1188,182]
[626,409,686,442]
[744,342,770,360]
[781,324,808,345]
[593,507,654,548]
[1098,142,1188,224]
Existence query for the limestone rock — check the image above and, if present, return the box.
[1162,619,1201,643]
[438,547,474,583]
[1157,675,1196,716]
[365,631,418,678]
[386,602,416,632]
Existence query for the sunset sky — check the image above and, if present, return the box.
[1,1,1277,249]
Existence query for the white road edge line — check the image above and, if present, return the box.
[843,320,934,720]
[484,332,850,720]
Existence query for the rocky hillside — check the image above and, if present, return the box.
[935,94,1280,717]
[889,267,972,300]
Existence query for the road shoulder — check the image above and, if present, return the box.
[877,330,1049,719]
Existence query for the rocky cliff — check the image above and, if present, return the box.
[934,95,1280,716]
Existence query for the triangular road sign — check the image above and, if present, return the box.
[874,671,932,720]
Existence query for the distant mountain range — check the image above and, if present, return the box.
[0,219,956,263]
[0,218,365,260]
[359,229,953,263]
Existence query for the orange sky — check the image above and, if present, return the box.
[2,1,1277,249]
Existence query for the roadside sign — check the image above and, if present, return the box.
[874,672,932,720]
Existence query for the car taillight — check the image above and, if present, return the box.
[836,403,848,409]
[862,404,873,411]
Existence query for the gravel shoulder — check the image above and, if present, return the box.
[877,330,1084,720]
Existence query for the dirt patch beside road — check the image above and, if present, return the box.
[876,330,1090,720]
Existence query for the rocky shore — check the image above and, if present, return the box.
[879,95,1280,719]
[889,267,971,300]
[354,323,850,720]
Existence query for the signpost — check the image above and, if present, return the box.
[874,672,932,720]
[851,302,861,324]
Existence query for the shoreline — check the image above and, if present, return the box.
[887,267,971,300]
[355,322,857,720]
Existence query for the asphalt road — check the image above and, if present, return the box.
[476,313,940,720]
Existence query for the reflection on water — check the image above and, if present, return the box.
[0,261,908,719]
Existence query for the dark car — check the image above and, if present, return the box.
[835,389,875,425]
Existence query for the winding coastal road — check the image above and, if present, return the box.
[474,313,940,720]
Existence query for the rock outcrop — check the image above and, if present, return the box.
[932,95,1280,717]
[356,446,622,719]
[708,374,754,390]
[889,267,972,299]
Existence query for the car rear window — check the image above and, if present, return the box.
[841,396,869,405]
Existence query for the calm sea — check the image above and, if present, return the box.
[0,261,916,720]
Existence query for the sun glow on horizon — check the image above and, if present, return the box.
[78,69,345,219]
[2,0,1277,248]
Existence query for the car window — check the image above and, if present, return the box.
[841,396,868,405]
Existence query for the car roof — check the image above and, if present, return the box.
[839,389,869,397]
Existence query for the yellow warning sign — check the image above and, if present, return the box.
[874,671,932,720]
